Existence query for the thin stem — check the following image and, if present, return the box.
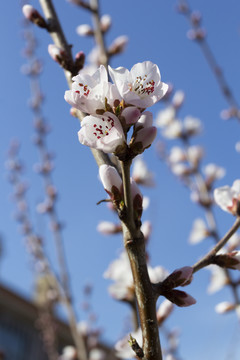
[178,0,240,120]
[193,217,240,273]
[89,0,108,68]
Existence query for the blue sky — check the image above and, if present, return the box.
[1,1,240,359]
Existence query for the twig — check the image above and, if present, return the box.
[193,217,240,273]
[177,0,240,120]
[90,0,108,68]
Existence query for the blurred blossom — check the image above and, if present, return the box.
[155,106,176,128]
[171,163,191,177]
[132,156,155,187]
[141,220,152,242]
[89,349,106,360]
[108,35,128,55]
[97,221,121,235]
[156,299,174,325]
[187,28,206,41]
[227,233,240,251]
[215,301,235,314]
[172,90,185,108]
[162,120,182,139]
[235,141,240,153]
[207,265,228,294]
[168,146,186,163]
[189,218,209,244]
[183,116,202,136]
[59,346,77,360]
[142,196,150,210]
[190,190,212,207]
[187,145,204,166]
[76,24,93,36]
[77,321,89,336]
[104,251,168,301]
[203,163,226,185]
[220,107,239,120]
[214,180,240,215]
[100,14,112,32]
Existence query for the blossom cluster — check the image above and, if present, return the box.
[65,61,168,158]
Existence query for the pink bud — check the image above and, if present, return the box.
[163,266,193,288]
[75,51,85,71]
[121,107,141,125]
[166,289,196,307]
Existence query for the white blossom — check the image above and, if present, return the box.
[189,218,209,244]
[207,265,228,294]
[65,65,120,114]
[155,106,176,128]
[215,301,235,314]
[132,156,155,186]
[109,61,168,108]
[76,24,93,36]
[78,112,126,153]
[214,180,240,215]
[203,163,226,183]
[172,90,185,108]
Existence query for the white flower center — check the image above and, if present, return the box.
[92,116,115,139]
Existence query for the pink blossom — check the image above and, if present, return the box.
[78,112,126,153]
[108,61,168,108]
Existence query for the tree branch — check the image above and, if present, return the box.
[193,216,240,273]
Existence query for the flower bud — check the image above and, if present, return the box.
[99,165,122,202]
[108,36,128,55]
[74,51,85,72]
[215,301,235,314]
[130,126,157,156]
[163,266,193,289]
[165,289,196,307]
[22,5,47,29]
[100,14,112,32]
[97,221,122,235]
[172,90,185,109]
[121,107,141,125]
[76,24,94,36]
[135,111,153,130]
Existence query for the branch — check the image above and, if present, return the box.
[193,216,240,273]
[120,160,163,360]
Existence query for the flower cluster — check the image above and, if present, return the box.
[65,61,168,158]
